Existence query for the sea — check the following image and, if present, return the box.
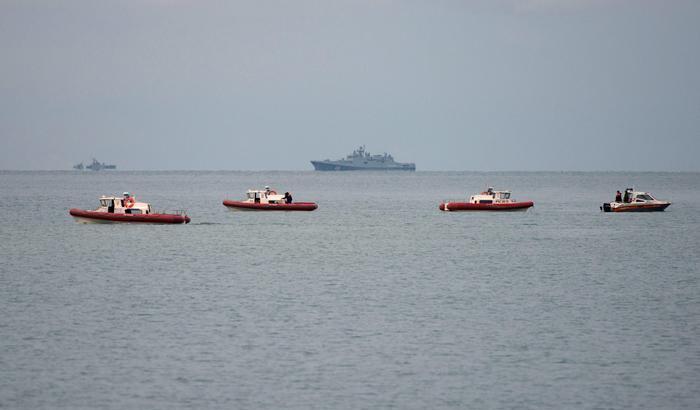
[1,171,699,409]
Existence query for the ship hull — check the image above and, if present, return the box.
[310,161,415,171]
[69,209,190,224]
[223,200,318,211]
[601,202,670,212]
[439,202,534,211]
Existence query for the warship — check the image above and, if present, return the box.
[74,158,117,171]
[311,146,415,171]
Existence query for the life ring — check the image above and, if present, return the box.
[124,197,135,208]
[268,190,277,195]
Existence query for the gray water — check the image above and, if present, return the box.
[1,171,699,409]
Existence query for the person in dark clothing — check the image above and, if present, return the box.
[615,190,622,202]
[623,189,630,203]
[283,192,293,204]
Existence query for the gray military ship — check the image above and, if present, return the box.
[73,158,116,171]
[311,146,415,171]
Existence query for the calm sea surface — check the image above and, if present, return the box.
[1,171,699,409]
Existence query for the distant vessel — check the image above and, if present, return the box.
[311,146,415,171]
[74,158,116,171]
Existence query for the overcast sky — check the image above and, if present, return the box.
[1,0,698,171]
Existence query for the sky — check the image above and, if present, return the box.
[0,0,698,171]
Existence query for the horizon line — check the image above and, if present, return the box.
[1,169,699,173]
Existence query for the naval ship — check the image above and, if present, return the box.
[311,146,415,171]
[73,158,117,171]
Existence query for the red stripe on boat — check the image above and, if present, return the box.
[222,200,318,211]
[439,201,534,211]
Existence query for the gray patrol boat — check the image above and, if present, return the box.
[311,146,415,171]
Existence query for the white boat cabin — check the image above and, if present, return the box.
[244,189,291,204]
[468,188,517,204]
[629,192,656,203]
[616,189,668,205]
[94,195,152,215]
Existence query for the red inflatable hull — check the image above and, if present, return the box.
[70,209,190,224]
[439,201,534,211]
[223,200,318,211]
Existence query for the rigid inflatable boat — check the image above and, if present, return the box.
[440,188,533,212]
[70,194,190,224]
[223,188,317,211]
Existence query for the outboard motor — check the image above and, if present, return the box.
[601,203,612,212]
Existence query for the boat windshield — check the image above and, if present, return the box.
[637,194,654,201]
[100,199,108,207]
[496,192,511,199]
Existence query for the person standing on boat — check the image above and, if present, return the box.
[623,188,632,203]
[615,190,622,202]
[122,192,135,207]
[283,192,293,204]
